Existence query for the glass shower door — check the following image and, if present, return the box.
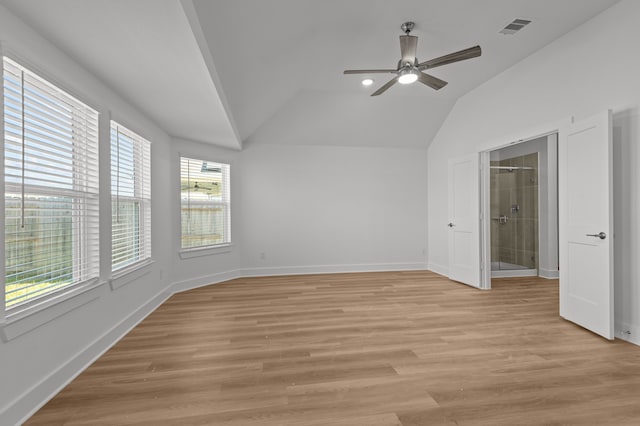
[490,153,538,271]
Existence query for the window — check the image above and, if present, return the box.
[111,122,151,271]
[3,57,99,309]
[180,157,230,249]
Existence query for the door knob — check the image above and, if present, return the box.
[586,232,606,240]
[447,223,454,227]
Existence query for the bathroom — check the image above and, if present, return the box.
[489,134,559,279]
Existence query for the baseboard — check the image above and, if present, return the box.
[538,268,559,279]
[240,262,428,277]
[171,269,242,293]
[615,321,640,346]
[4,286,173,426]
[427,262,448,277]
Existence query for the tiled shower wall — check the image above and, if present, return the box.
[490,153,538,269]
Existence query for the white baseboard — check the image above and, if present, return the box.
[4,286,173,426]
[538,268,559,279]
[427,262,448,277]
[240,262,427,277]
[172,269,242,293]
[615,321,640,346]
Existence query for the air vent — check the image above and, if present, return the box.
[499,18,531,35]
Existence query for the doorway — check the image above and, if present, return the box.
[482,133,559,286]
[490,152,539,277]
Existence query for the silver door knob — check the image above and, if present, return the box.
[586,232,606,240]
[447,223,454,227]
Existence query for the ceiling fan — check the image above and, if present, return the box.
[344,22,481,96]
[181,181,218,192]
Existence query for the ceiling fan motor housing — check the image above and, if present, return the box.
[401,21,415,34]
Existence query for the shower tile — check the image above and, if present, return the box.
[500,248,515,264]
[521,187,535,219]
[523,153,538,168]
[522,219,538,252]
[499,189,512,213]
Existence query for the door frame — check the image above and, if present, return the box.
[478,125,563,289]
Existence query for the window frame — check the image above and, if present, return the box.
[1,52,104,337]
[110,121,152,276]
[179,155,231,254]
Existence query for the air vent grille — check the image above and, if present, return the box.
[500,18,532,35]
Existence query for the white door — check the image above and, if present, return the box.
[559,110,613,339]
[448,154,480,288]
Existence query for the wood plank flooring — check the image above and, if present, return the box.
[25,271,640,425]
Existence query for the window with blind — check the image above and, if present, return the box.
[180,157,230,249]
[3,57,100,309]
[111,122,151,271]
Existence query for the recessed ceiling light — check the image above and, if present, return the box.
[362,78,374,86]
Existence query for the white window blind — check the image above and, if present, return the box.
[180,157,230,249]
[3,57,99,309]
[111,122,151,271]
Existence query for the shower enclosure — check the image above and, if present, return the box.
[490,153,538,274]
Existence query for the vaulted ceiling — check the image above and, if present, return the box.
[1,0,620,149]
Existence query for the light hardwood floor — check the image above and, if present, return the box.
[25,271,640,425]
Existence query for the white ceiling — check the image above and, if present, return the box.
[1,0,620,149]
[0,0,241,149]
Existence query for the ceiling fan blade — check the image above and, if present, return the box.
[399,35,418,65]
[344,69,396,74]
[418,45,481,70]
[417,72,448,90]
[371,77,398,96]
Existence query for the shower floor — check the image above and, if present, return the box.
[491,261,537,278]
[491,261,529,270]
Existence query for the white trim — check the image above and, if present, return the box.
[241,262,428,278]
[178,244,232,259]
[171,269,241,293]
[1,281,105,342]
[109,260,154,291]
[615,321,640,346]
[427,262,448,277]
[538,268,560,279]
[479,122,564,290]
[2,285,172,426]
[479,151,492,290]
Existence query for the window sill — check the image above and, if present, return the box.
[109,259,154,291]
[1,279,105,342]
[179,244,233,259]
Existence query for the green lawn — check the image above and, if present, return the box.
[6,281,71,307]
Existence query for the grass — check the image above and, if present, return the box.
[6,281,71,308]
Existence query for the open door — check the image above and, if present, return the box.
[448,154,480,288]
[559,110,613,339]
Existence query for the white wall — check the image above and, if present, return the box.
[0,5,174,425]
[427,0,640,343]
[240,144,428,274]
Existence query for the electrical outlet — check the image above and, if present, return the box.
[260,252,266,260]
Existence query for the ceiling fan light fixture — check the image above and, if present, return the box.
[398,68,418,85]
[362,78,374,86]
